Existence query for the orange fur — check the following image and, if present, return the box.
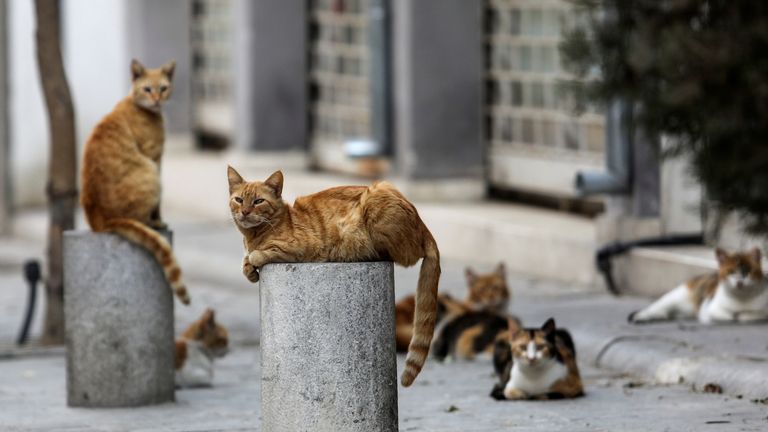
[394,294,469,352]
[394,263,510,354]
[688,247,764,309]
[175,308,229,370]
[80,59,189,304]
[465,263,510,312]
[228,167,441,387]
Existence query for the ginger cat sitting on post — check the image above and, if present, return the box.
[80,59,189,304]
[227,167,441,387]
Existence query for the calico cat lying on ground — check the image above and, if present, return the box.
[80,59,189,304]
[629,247,768,324]
[431,310,521,361]
[395,263,510,353]
[175,309,229,388]
[491,318,583,400]
[227,167,440,387]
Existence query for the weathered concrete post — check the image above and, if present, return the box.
[64,230,175,407]
[260,262,398,432]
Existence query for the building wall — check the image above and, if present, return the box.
[8,0,50,207]
[7,0,191,208]
[63,0,131,151]
[0,0,9,232]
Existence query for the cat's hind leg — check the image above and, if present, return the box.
[629,284,696,323]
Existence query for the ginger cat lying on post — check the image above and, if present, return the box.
[227,167,441,387]
[80,59,189,304]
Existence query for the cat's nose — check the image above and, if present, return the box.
[241,209,251,216]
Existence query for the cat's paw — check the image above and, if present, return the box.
[502,387,527,400]
[490,384,507,401]
[248,250,269,268]
[148,219,168,230]
[243,257,260,283]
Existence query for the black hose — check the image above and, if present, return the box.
[596,234,704,296]
[17,260,40,345]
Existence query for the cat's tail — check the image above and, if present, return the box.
[104,218,190,305]
[401,232,440,387]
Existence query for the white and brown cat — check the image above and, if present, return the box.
[175,309,229,388]
[491,318,583,400]
[80,59,189,304]
[629,247,768,324]
[227,167,440,387]
[396,263,516,360]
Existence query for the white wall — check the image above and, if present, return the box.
[7,0,130,207]
[63,0,130,148]
[8,0,49,207]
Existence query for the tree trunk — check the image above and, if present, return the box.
[34,0,77,345]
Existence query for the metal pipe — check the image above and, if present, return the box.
[575,99,632,195]
[17,260,41,345]
[596,234,703,295]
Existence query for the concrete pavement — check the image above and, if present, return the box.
[1,184,768,429]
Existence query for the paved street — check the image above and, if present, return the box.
[1,216,768,431]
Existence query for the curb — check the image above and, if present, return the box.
[575,326,768,400]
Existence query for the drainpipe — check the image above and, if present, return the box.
[575,99,632,195]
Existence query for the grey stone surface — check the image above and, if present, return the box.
[64,230,175,407]
[260,262,398,432]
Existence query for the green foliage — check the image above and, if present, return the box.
[561,0,768,234]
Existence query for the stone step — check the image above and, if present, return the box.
[615,246,716,297]
[162,151,600,288]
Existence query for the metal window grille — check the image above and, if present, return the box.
[191,0,234,141]
[485,0,606,197]
[308,0,380,173]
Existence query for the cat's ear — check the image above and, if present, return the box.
[265,170,284,198]
[495,262,506,277]
[202,308,215,326]
[541,318,556,334]
[130,59,146,81]
[161,59,176,80]
[507,317,521,335]
[465,267,477,284]
[715,247,729,264]
[749,247,762,263]
[227,165,244,194]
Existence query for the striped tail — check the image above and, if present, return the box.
[104,218,190,305]
[401,233,440,387]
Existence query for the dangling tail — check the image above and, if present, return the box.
[401,232,440,387]
[104,218,190,304]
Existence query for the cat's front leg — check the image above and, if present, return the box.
[243,255,259,283]
[735,310,768,323]
[248,250,272,269]
[502,386,528,400]
[148,206,167,230]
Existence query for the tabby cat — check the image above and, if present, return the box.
[490,318,583,400]
[629,247,768,324]
[432,310,521,361]
[395,263,510,352]
[395,293,469,352]
[227,167,440,387]
[175,308,229,388]
[465,263,510,312]
[80,59,189,304]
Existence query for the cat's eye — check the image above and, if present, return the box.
[160,85,168,92]
[253,198,265,205]
[143,86,152,93]
[234,197,243,204]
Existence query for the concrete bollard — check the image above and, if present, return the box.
[260,262,398,432]
[64,230,175,407]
